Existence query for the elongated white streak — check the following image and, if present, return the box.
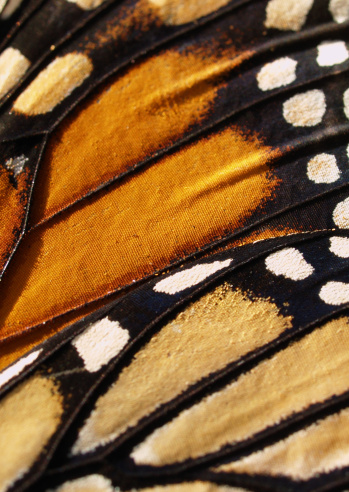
[154,259,233,295]
[0,350,42,389]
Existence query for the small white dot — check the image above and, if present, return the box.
[265,248,314,280]
[329,236,349,258]
[344,88,349,119]
[283,89,326,127]
[265,0,314,31]
[307,153,340,184]
[319,281,349,305]
[257,57,297,91]
[329,0,349,23]
[317,41,349,66]
[333,197,349,228]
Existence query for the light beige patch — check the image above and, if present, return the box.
[1,0,23,18]
[0,48,30,99]
[306,153,340,184]
[216,406,349,480]
[71,285,292,455]
[265,0,314,31]
[129,483,248,492]
[283,89,326,127]
[148,0,231,25]
[65,0,106,9]
[0,375,63,492]
[52,474,114,492]
[257,57,297,91]
[329,0,349,23]
[333,197,349,228]
[131,317,349,466]
[13,53,92,115]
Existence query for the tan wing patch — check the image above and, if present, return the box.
[130,317,349,466]
[148,0,231,25]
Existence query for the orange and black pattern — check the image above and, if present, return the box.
[1,0,349,491]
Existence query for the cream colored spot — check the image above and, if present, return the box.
[329,236,349,258]
[1,0,24,18]
[306,153,340,183]
[265,0,314,31]
[216,406,349,480]
[65,0,106,10]
[0,375,63,492]
[265,247,314,280]
[0,350,42,389]
[0,48,30,99]
[129,483,248,492]
[154,259,232,295]
[71,285,292,456]
[333,197,349,228]
[148,0,231,25]
[344,88,349,119]
[283,89,326,127]
[52,474,113,492]
[319,281,349,305]
[131,317,349,466]
[329,0,349,23]
[72,318,130,373]
[257,57,297,91]
[317,41,349,66]
[13,53,92,115]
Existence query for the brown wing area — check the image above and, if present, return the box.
[28,43,251,227]
[0,164,31,276]
[0,126,280,341]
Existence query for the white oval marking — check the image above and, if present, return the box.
[329,0,349,23]
[265,248,314,280]
[306,153,340,184]
[0,47,30,99]
[344,88,349,119]
[265,0,314,31]
[333,197,349,228]
[283,89,326,127]
[317,41,349,66]
[13,53,92,115]
[257,57,297,91]
[319,281,349,305]
[52,474,114,492]
[329,236,349,258]
[72,318,130,373]
[154,259,232,295]
[0,350,42,390]
[65,0,107,10]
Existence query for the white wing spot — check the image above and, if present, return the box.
[317,41,349,66]
[329,236,349,258]
[265,248,314,280]
[306,153,340,184]
[0,47,30,99]
[319,281,349,305]
[333,197,349,228]
[344,88,349,119]
[154,259,232,295]
[257,57,297,91]
[329,0,349,23]
[52,474,114,492]
[283,89,326,127]
[0,350,42,389]
[265,0,314,31]
[72,318,130,373]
